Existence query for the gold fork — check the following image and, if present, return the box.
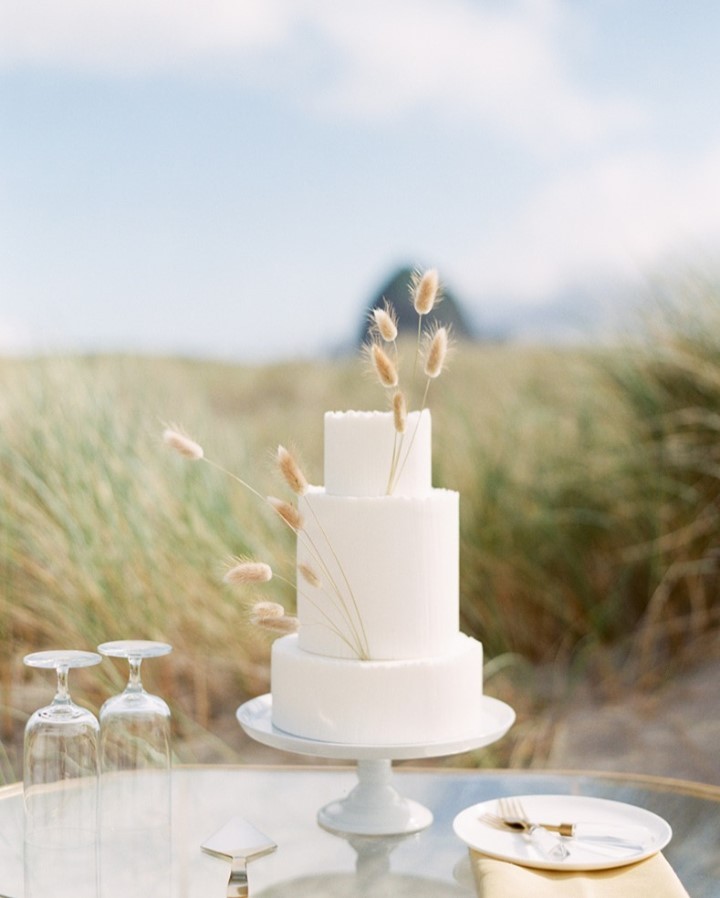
[486,797,570,860]
[482,812,575,836]
[483,798,648,853]
[498,796,573,835]
[484,798,574,835]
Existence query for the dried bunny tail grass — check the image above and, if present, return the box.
[255,616,300,634]
[267,496,304,531]
[223,560,272,585]
[424,325,450,379]
[299,563,321,589]
[370,342,399,388]
[162,426,204,460]
[371,303,398,342]
[277,444,308,495]
[392,390,407,433]
[411,268,440,316]
[251,600,286,619]
[250,601,300,633]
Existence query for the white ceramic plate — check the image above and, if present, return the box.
[237,694,515,761]
[453,794,672,871]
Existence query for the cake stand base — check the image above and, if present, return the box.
[317,759,433,835]
[236,694,515,837]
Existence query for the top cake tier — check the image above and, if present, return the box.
[324,409,432,497]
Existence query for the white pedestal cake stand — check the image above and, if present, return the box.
[236,694,515,837]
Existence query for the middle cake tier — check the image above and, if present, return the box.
[297,487,459,661]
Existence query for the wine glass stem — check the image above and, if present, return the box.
[54,664,71,705]
[128,657,143,692]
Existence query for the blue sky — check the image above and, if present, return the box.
[1,1,720,360]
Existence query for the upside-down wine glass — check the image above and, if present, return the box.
[98,640,172,898]
[23,649,102,898]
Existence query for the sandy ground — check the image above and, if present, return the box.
[543,654,720,786]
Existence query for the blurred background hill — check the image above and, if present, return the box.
[355,265,475,347]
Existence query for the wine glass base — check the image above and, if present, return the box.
[23,650,101,670]
[98,641,172,659]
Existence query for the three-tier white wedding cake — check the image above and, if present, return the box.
[270,408,485,745]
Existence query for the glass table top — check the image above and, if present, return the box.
[0,765,718,897]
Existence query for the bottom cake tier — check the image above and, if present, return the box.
[270,632,484,745]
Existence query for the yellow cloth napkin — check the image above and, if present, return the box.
[470,850,690,898]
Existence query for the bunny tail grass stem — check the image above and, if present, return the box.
[386,390,408,494]
[409,268,440,386]
[419,376,431,413]
[413,315,423,375]
[296,587,364,657]
[388,396,430,495]
[392,325,447,491]
[202,458,268,506]
[289,511,368,659]
[273,568,362,655]
[301,532,369,659]
[162,426,369,658]
[301,496,370,659]
[386,430,401,495]
[163,428,267,505]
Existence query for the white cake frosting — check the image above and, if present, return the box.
[324,409,432,497]
[270,409,484,745]
[296,488,459,659]
[272,632,483,744]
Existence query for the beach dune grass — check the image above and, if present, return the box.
[0,283,718,779]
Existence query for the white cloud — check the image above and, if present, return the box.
[0,0,291,73]
[465,142,720,300]
[0,0,642,149]
[305,0,640,146]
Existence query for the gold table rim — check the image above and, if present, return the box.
[2,764,718,802]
